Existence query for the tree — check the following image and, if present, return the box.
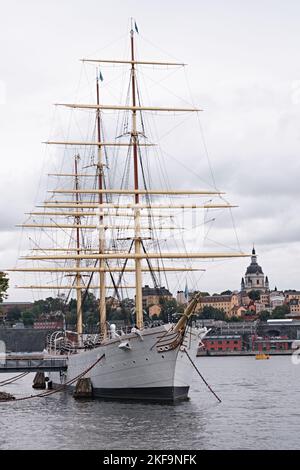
[271,305,289,318]
[82,292,98,313]
[248,290,261,301]
[119,298,135,324]
[159,298,178,323]
[227,315,243,322]
[260,310,271,321]
[191,291,210,298]
[221,290,232,295]
[22,311,34,326]
[0,272,9,303]
[6,306,21,323]
[29,296,67,318]
[198,306,226,320]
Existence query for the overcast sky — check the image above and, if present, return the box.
[1,0,300,301]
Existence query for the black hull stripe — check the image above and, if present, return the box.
[53,382,190,402]
[92,386,189,402]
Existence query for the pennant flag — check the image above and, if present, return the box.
[99,70,104,82]
[134,21,139,34]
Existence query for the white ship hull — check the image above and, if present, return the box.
[50,324,203,402]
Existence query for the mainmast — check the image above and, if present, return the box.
[74,154,83,334]
[130,26,143,329]
[96,74,107,339]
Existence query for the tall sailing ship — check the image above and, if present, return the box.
[6,23,247,401]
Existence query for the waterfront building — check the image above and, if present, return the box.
[33,320,64,330]
[148,304,162,317]
[141,285,173,309]
[196,293,239,317]
[251,335,292,352]
[254,301,266,314]
[288,298,300,314]
[176,290,186,305]
[201,335,243,352]
[270,291,285,309]
[260,292,270,306]
[241,247,269,293]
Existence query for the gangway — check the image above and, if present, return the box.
[0,354,68,372]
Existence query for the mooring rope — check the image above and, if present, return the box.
[0,372,30,387]
[0,353,105,403]
[184,349,222,403]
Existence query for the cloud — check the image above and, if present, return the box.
[1,0,300,300]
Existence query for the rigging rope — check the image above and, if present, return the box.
[0,372,29,387]
[184,348,221,403]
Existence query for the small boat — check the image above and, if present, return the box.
[255,353,270,360]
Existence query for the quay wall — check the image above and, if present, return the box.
[0,329,54,352]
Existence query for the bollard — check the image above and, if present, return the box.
[32,371,46,389]
[73,377,93,398]
[0,391,15,401]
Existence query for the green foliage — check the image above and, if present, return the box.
[29,296,66,317]
[220,290,232,295]
[119,298,134,324]
[198,306,226,320]
[0,272,9,303]
[159,298,177,322]
[227,315,243,322]
[271,304,290,318]
[260,310,271,321]
[248,290,261,301]
[6,306,21,323]
[65,311,77,327]
[108,310,126,322]
[82,292,98,313]
[22,311,34,326]
[191,291,210,298]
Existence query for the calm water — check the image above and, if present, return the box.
[0,356,299,450]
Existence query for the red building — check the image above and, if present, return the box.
[202,335,242,352]
[33,321,64,330]
[251,335,293,352]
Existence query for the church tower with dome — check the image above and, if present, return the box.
[241,247,269,293]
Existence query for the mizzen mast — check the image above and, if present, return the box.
[74,154,83,334]
[96,73,107,339]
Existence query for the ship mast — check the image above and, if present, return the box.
[130,26,143,329]
[74,154,83,334]
[96,74,107,339]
